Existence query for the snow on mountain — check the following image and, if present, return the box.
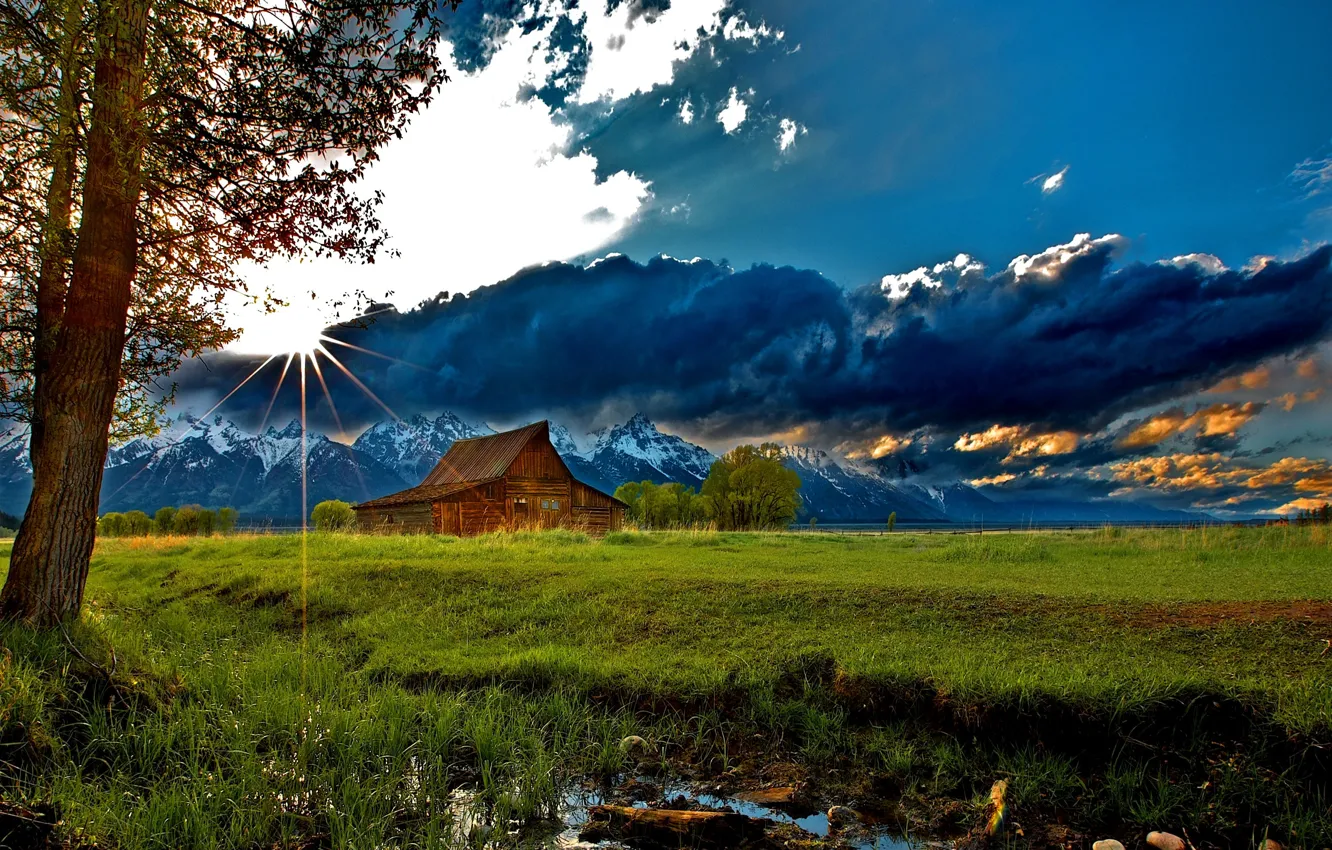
[547,422,585,459]
[780,445,947,522]
[352,412,489,482]
[0,407,1210,524]
[580,413,717,491]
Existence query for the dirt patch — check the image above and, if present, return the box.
[1109,600,1332,629]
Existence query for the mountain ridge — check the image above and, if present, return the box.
[0,413,1206,524]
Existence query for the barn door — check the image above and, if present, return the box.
[435,502,460,536]
[512,496,529,529]
[538,497,563,528]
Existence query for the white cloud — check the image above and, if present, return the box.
[717,86,749,134]
[577,0,734,104]
[679,97,694,124]
[722,15,784,44]
[1039,165,1069,194]
[933,253,984,276]
[775,117,805,152]
[1292,152,1332,199]
[881,252,984,299]
[1168,253,1227,274]
[1007,232,1125,279]
[229,17,652,354]
[880,267,942,300]
[226,0,796,354]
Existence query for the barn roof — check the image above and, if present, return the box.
[354,480,495,510]
[421,420,551,485]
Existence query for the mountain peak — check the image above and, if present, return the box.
[270,420,304,439]
[624,412,657,432]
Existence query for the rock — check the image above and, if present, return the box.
[1093,841,1126,850]
[1147,831,1186,850]
[986,779,1009,836]
[1261,840,1281,850]
[827,805,859,829]
[619,735,647,753]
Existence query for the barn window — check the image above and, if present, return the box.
[541,499,551,510]
[515,497,527,505]
[552,500,560,510]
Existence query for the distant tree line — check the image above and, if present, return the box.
[1292,503,1332,526]
[614,443,802,531]
[97,505,238,537]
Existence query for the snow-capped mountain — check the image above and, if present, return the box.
[351,412,490,482]
[96,414,408,518]
[576,413,718,493]
[547,421,583,459]
[0,409,1206,524]
[780,445,946,522]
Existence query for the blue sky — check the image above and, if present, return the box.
[595,0,1332,282]
[172,0,1332,517]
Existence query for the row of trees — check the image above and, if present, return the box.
[98,505,238,537]
[1292,503,1332,526]
[98,501,361,535]
[614,444,803,531]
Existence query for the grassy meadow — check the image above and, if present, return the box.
[2,527,1330,848]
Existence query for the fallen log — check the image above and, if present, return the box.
[580,804,775,848]
[733,786,800,807]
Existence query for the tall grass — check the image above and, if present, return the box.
[2,527,1330,847]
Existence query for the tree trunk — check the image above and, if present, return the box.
[2,0,150,629]
[30,0,87,468]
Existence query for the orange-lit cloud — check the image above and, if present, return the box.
[1110,454,1332,498]
[1208,366,1271,393]
[1119,402,1262,448]
[1275,386,1323,411]
[1110,453,1230,491]
[1274,497,1332,514]
[1297,358,1321,380]
[969,472,1017,487]
[837,432,913,460]
[953,424,1079,461]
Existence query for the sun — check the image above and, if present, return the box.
[228,301,331,357]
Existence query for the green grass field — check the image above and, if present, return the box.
[2,527,1330,848]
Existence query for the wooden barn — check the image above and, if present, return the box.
[352,421,627,536]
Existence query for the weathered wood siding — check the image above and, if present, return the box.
[356,502,434,533]
[506,432,569,479]
[570,481,625,534]
[503,433,574,529]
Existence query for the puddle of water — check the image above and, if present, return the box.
[548,779,923,850]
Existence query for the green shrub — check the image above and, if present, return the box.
[173,505,217,535]
[154,505,178,534]
[98,512,127,537]
[0,527,14,539]
[217,506,239,533]
[312,499,355,531]
[123,510,153,536]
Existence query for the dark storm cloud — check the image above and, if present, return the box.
[179,242,1332,445]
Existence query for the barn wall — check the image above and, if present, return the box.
[506,432,569,480]
[355,502,434,533]
[460,499,506,535]
[504,434,574,529]
[571,482,618,509]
